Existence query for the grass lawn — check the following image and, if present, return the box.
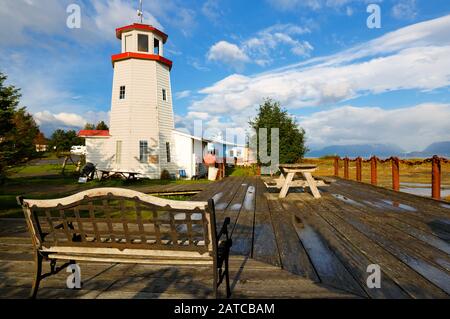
[0,163,211,218]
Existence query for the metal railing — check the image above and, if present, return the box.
[333,156,449,200]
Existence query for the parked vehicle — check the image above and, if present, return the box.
[70,145,86,155]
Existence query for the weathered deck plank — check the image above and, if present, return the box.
[230,177,257,256]
[286,195,409,298]
[252,178,281,266]
[266,194,319,281]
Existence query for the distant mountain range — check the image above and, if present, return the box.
[306,141,450,158]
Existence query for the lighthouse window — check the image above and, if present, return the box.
[162,89,167,101]
[154,38,160,55]
[139,140,149,163]
[119,86,126,99]
[138,34,149,52]
[166,142,171,162]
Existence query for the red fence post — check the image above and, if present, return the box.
[370,156,378,186]
[432,156,441,200]
[344,157,349,179]
[334,157,339,177]
[356,157,362,182]
[392,157,400,192]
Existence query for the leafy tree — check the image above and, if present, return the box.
[49,129,84,153]
[83,123,95,130]
[0,72,41,181]
[249,98,308,165]
[11,107,40,161]
[95,121,109,130]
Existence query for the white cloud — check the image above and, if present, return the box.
[392,0,418,20]
[243,24,313,61]
[207,23,313,69]
[192,15,450,114]
[266,0,379,11]
[202,0,223,22]
[33,110,110,135]
[207,41,250,70]
[0,0,198,47]
[0,0,68,45]
[189,14,450,149]
[298,104,450,151]
[175,90,191,99]
[34,111,86,128]
[93,0,164,40]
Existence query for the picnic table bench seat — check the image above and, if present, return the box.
[17,188,232,299]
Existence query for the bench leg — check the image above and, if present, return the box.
[30,250,43,299]
[302,172,321,199]
[225,254,231,298]
[213,263,218,299]
[279,172,294,198]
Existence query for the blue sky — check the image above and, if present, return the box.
[1,0,450,151]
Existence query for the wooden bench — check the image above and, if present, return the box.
[17,188,232,299]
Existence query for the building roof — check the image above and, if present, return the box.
[116,23,168,43]
[111,52,172,70]
[78,130,110,137]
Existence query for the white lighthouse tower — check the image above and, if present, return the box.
[79,18,250,178]
[106,23,175,178]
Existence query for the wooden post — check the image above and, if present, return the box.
[432,156,441,200]
[334,157,339,177]
[370,156,377,186]
[256,164,261,176]
[61,156,69,175]
[392,157,400,192]
[356,157,362,182]
[223,157,226,178]
[344,157,349,179]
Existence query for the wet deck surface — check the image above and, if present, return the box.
[1,176,449,298]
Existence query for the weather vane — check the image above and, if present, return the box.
[137,0,143,23]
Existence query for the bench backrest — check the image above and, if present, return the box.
[18,188,216,255]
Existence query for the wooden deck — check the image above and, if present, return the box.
[1,176,449,298]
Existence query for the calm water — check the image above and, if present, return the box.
[400,182,450,198]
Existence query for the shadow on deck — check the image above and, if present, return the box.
[0,176,449,298]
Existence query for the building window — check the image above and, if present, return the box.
[139,140,148,163]
[166,142,171,162]
[229,150,234,157]
[115,141,122,164]
[124,34,132,52]
[138,34,149,52]
[154,38,160,55]
[162,89,167,101]
[119,86,126,99]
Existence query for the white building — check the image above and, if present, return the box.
[79,23,248,179]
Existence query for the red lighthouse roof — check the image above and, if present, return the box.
[116,23,168,43]
[78,130,110,137]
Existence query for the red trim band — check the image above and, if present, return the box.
[116,23,168,43]
[78,130,110,137]
[111,52,173,70]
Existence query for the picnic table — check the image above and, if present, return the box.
[266,164,327,199]
[98,170,140,181]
